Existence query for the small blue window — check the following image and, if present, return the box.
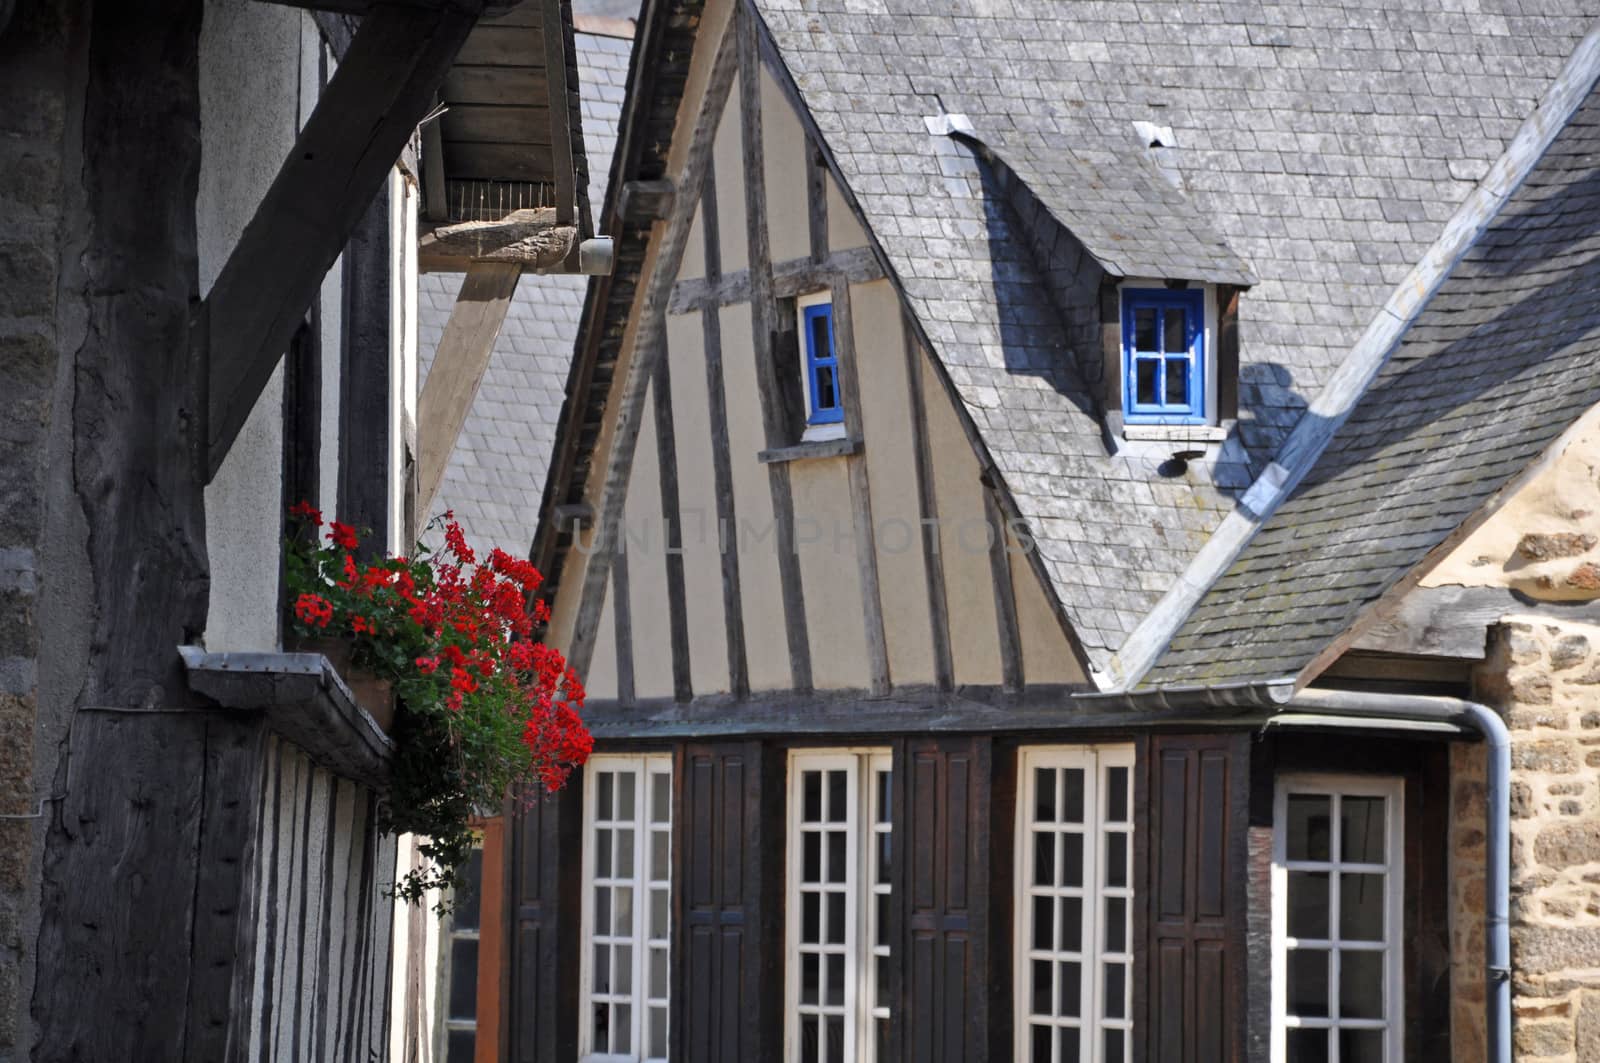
[803,302,843,425]
[1122,288,1205,424]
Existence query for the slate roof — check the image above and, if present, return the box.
[418,26,632,555]
[756,0,1600,669]
[1145,81,1600,687]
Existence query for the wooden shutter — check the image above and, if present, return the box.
[673,741,779,1062]
[1145,734,1249,1063]
[505,781,580,1062]
[893,736,992,1062]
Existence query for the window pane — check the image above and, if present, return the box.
[1033,894,1054,950]
[448,938,478,1021]
[1106,832,1128,888]
[650,887,668,938]
[1163,307,1186,353]
[1059,1025,1081,1063]
[649,1006,668,1057]
[1339,1028,1384,1063]
[597,828,612,877]
[801,1016,819,1063]
[826,831,847,883]
[1339,949,1385,1019]
[1286,795,1332,861]
[827,771,847,823]
[651,831,669,880]
[650,947,668,998]
[1031,959,1052,1014]
[1035,767,1057,822]
[803,832,821,881]
[614,1004,631,1053]
[1057,959,1081,1017]
[651,772,671,824]
[455,847,483,930]
[827,953,845,1006]
[594,943,609,992]
[1286,1027,1330,1062]
[1063,770,1085,823]
[613,887,633,937]
[1286,948,1329,1017]
[618,772,636,821]
[1061,833,1084,888]
[1106,767,1128,823]
[1134,307,1157,350]
[801,953,819,1005]
[594,888,611,939]
[592,1002,610,1052]
[804,771,822,822]
[1104,897,1126,953]
[1103,962,1126,1019]
[1060,896,1083,952]
[598,772,614,820]
[1164,358,1188,405]
[1034,832,1056,887]
[809,311,831,362]
[1030,1024,1051,1063]
[446,1028,476,1063]
[1104,1027,1126,1063]
[1341,797,1385,863]
[825,1015,844,1060]
[1135,358,1158,405]
[876,770,892,823]
[617,826,635,878]
[1340,873,1386,941]
[614,944,632,993]
[815,365,837,410]
[877,833,892,884]
[1287,871,1330,939]
[802,892,820,942]
[826,891,846,944]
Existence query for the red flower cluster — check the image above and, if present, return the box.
[294,592,334,628]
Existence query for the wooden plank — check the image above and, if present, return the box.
[417,210,574,272]
[666,245,884,314]
[439,102,554,144]
[538,0,576,226]
[441,65,549,106]
[338,186,391,553]
[453,22,544,67]
[738,4,811,694]
[442,140,557,183]
[831,279,890,696]
[422,100,449,222]
[700,168,749,698]
[415,261,523,516]
[309,10,357,59]
[1349,584,1600,659]
[507,782,582,1061]
[985,486,1024,693]
[807,139,827,263]
[904,327,955,691]
[652,343,694,702]
[619,178,677,222]
[474,816,508,1063]
[204,2,478,478]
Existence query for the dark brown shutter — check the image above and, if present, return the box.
[505,780,580,1062]
[1145,734,1249,1063]
[673,741,780,1062]
[893,736,992,1062]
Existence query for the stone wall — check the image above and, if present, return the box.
[1453,616,1600,1062]
[0,2,70,1058]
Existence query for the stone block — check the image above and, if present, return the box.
[1516,532,1598,562]
[1534,822,1600,869]
[0,241,55,320]
[1513,1018,1573,1057]
[1515,926,1600,974]
[1515,740,1577,774]
[1579,991,1600,1063]
[1549,633,1593,670]
[1565,562,1600,593]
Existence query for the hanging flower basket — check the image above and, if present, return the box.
[285,502,591,907]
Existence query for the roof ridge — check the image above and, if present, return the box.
[1106,20,1600,692]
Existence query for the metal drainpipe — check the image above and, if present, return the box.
[1285,687,1511,1063]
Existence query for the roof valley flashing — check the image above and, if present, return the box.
[1106,24,1600,692]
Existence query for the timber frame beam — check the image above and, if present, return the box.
[415,261,524,515]
[203,2,489,481]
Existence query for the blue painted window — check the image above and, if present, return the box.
[803,302,844,425]
[1122,288,1205,424]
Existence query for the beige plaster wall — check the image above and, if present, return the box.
[1011,529,1086,684]
[624,382,675,698]
[587,575,619,701]
[1426,405,1600,601]
[1452,616,1600,1062]
[761,67,810,264]
[712,71,748,275]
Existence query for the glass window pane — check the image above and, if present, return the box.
[1340,949,1385,1019]
[1163,307,1186,353]
[651,831,669,881]
[446,1028,476,1063]
[1106,767,1129,823]
[613,887,633,938]
[877,770,892,823]
[594,888,610,940]
[650,887,668,938]
[614,944,632,994]
[801,953,819,1005]
[1339,1028,1385,1063]
[1135,358,1158,405]
[826,831,847,883]
[455,848,483,930]
[1057,959,1081,1017]
[1287,871,1330,940]
[803,771,822,822]
[827,771,847,822]
[826,954,845,1006]
[651,772,671,824]
[1287,795,1332,861]
[1034,831,1056,887]
[448,938,478,1020]
[597,828,612,878]
[1134,307,1157,350]
[598,772,614,820]
[617,826,635,878]
[593,942,609,993]
[801,1015,819,1063]
[618,771,636,821]
[826,891,846,944]
[1286,1027,1330,1062]
[1059,1026,1081,1063]
[592,1002,610,1052]
[614,1004,631,1054]
[803,832,821,882]
[1341,797,1386,863]
[649,1006,668,1057]
[877,833,892,884]
[1104,1026,1126,1063]
[802,892,820,943]
[1033,894,1054,951]
[1063,770,1085,823]
[1165,358,1188,405]
[1060,896,1083,952]
[1061,832,1084,888]
[1340,872,1386,941]
[1106,832,1128,888]
[825,1015,844,1060]
[1035,767,1057,822]
[1031,958,1052,1015]
[809,311,831,362]
[650,947,668,998]
[1030,1024,1051,1063]
[1104,962,1126,1019]
[1286,948,1329,1018]
[1104,896,1127,953]
[815,365,837,410]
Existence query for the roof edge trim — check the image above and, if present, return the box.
[1106,21,1600,693]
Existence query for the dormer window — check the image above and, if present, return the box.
[1122,287,1205,425]
[798,291,846,442]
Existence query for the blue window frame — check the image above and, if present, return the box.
[802,302,844,426]
[1121,288,1205,425]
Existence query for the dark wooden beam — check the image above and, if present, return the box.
[904,326,955,691]
[539,0,576,227]
[259,0,495,13]
[203,2,479,480]
[666,244,884,314]
[417,209,575,272]
[619,178,676,222]
[651,346,693,702]
[985,485,1025,693]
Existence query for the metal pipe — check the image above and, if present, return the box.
[1286,687,1511,1063]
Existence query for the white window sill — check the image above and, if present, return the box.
[1121,423,1229,444]
[801,422,847,443]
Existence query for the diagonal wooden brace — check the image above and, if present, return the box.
[202,2,481,481]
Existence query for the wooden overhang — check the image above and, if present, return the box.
[202,0,592,483]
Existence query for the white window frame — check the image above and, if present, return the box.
[1013,745,1136,1063]
[784,748,892,1063]
[1271,774,1405,1063]
[796,290,847,444]
[579,754,673,1063]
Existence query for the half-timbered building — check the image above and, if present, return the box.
[0,0,597,1059]
[500,1,1600,1061]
